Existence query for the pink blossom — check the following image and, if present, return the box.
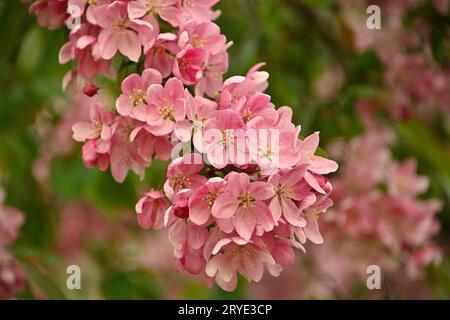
[116,68,162,120]
[163,153,207,199]
[135,190,169,229]
[178,21,226,55]
[387,158,429,197]
[144,33,179,78]
[127,0,177,22]
[29,0,68,30]
[189,177,226,225]
[58,24,113,79]
[220,63,269,109]
[68,0,111,25]
[94,1,156,62]
[236,93,277,125]
[173,45,209,85]
[212,172,275,240]
[201,109,246,169]
[72,101,115,142]
[205,236,276,292]
[268,166,310,227]
[145,77,187,135]
[174,91,217,144]
[195,49,228,97]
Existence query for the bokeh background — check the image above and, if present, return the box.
[1,0,449,299]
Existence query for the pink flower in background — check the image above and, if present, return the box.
[387,158,429,197]
[0,190,25,247]
[212,172,275,240]
[0,188,25,299]
[135,190,169,229]
[29,0,68,30]
[116,68,162,120]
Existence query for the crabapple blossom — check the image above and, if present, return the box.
[29,0,338,292]
[116,68,162,120]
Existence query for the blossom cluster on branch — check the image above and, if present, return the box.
[27,0,338,291]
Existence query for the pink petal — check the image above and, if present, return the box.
[234,207,256,240]
[211,193,238,219]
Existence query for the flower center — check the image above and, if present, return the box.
[129,88,146,106]
[173,172,190,189]
[203,190,220,207]
[309,209,319,220]
[146,0,162,14]
[241,109,254,123]
[277,184,293,199]
[191,34,206,49]
[113,19,128,32]
[179,58,190,70]
[238,191,255,208]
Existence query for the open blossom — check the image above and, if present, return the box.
[268,165,309,227]
[205,234,277,292]
[116,68,162,120]
[94,1,157,62]
[59,24,113,79]
[178,21,226,55]
[135,190,169,229]
[127,0,178,22]
[201,109,246,169]
[174,91,217,144]
[195,48,229,97]
[212,172,275,240]
[189,177,226,226]
[145,33,179,78]
[145,77,187,135]
[164,153,206,199]
[173,45,209,85]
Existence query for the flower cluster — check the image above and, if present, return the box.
[0,188,26,299]
[320,126,442,293]
[250,126,442,299]
[340,0,450,118]
[27,0,338,291]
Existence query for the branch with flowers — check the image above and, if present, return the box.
[26,0,338,291]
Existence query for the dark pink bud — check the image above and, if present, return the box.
[83,83,99,97]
